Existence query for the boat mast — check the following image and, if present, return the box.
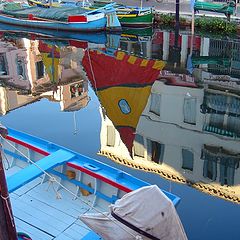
[0,126,17,240]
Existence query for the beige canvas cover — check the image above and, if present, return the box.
[80,185,187,240]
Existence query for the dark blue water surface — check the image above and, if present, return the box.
[1,28,240,240]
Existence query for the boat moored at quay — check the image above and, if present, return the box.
[0,3,121,32]
[0,127,186,239]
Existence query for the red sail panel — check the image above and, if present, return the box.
[38,41,60,58]
[82,50,165,90]
[117,127,135,157]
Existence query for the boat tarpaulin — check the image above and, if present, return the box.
[1,5,91,21]
[80,185,187,240]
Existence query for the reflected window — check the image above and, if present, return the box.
[119,42,128,51]
[229,97,240,115]
[183,97,196,125]
[147,139,164,164]
[209,114,224,129]
[134,134,144,157]
[16,58,26,80]
[106,125,115,147]
[219,158,239,186]
[36,61,44,79]
[201,148,217,181]
[150,93,161,116]
[0,54,8,75]
[227,116,240,136]
[70,83,84,98]
[203,159,217,180]
[182,149,194,171]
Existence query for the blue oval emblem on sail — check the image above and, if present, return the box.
[118,99,131,114]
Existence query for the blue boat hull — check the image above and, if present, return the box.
[0,13,106,32]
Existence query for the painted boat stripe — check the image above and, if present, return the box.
[6,136,49,156]
[67,162,132,193]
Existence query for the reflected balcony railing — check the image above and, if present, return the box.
[201,145,240,186]
[201,93,240,115]
[203,124,239,138]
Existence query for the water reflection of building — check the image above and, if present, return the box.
[0,39,39,115]
[119,29,153,59]
[99,79,240,204]
[119,30,240,93]
[0,37,89,115]
[0,39,30,88]
[32,41,89,111]
[152,31,240,81]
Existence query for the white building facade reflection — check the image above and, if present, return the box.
[99,80,240,203]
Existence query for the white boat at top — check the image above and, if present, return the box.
[0,127,186,239]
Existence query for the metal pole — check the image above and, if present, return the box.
[174,5,180,69]
[0,127,17,240]
[191,9,195,36]
[175,0,180,30]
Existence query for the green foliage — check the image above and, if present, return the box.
[157,14,237,35]
[159,14,175,25]
[157,14,187,26]
[194,17,237,34]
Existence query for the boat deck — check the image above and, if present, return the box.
[8,166,102,240]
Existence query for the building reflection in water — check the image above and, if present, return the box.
[0,37,37,115]
[0,36,89,115]
[87,31,240,204]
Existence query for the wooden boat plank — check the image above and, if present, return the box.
[12,195,76,236]
[25,181,95,218]
[54,233,75,240]
[15,217,54,240]
[56,222,91,239]
[9,192,19,200]
[7,149,75,193]
[11,179,100,239]
[13,178,42,196]
[17,193,77,226]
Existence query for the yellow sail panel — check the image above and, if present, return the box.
[98,86,152,128]
[152,60,165,70]
[127,56,137,64]
[41,52,60,83]
[116,51,125,61]
[140,59,149,67]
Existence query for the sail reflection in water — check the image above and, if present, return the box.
[82,49,165,155]
[81,32,240,204]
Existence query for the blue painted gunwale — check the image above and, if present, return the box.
[5,128,181,206]
[0,14,106,32]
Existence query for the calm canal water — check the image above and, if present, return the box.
[0,27,240,240]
